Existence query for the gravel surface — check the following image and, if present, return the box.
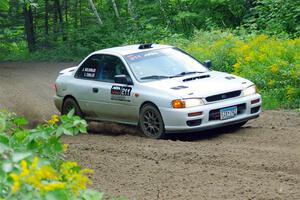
[0,62,299,200]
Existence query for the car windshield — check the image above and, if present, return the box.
[124,48,208,81]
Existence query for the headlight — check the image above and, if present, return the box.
[243,85,257,96]
[172,98,204,108]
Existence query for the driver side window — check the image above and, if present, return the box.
[97,55,130,83]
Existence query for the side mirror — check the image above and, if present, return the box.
[114,75,132,85]
[204,60,212,69]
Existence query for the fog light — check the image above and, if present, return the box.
[251,99,260,104]
[188,111,203,117]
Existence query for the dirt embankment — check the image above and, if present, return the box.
[0,62,299,200]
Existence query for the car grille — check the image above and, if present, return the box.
[206,90,241,102]
[209,103,246,121]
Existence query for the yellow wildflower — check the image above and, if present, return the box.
[43,182,66,191]
[48,114,59,125]
[244,52,254,62]
[287,86,295,102]
[38,165,58,180]
[30,157,39,171]
[10,173,21,193]
[60,161,93,195]
[63,143,69,151]
[239,44,249,52]
[253,34,268,43]
[20,160,29,178]
[9,158,94,195]
[233,62,241,74]
[271,64,279,73]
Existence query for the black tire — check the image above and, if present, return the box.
[139,104,165,139]
[62,97,83,118]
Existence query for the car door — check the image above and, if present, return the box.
[70,54,104,118]
[89,54,139,124]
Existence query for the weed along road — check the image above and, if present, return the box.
[0,62,299,199]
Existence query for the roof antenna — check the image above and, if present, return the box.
[139,43,153,49]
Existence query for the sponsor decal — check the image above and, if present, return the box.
[111,85,132,102]
[125,51,162,62]
[82,67,97,78]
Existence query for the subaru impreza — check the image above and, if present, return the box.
[54,44,261,138]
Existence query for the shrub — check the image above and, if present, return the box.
[168,30,300,109]
[0,110,103,200]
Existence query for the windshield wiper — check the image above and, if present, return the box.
[169,71,204,78]
[140,75,169,80]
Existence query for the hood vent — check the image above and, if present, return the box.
[171,85,188,90]
[225,76,236,80]
[183,75,210,82]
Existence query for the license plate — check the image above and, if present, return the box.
[220,106,237,120]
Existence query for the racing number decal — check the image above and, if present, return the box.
[111,86,132,96]
[111,85,132,102]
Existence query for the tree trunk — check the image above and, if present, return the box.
[54,0,65,41]
[87,0,103,25]
[127,0,133,17]
[64,0,68,40]
[64,0,68,23]
[111,0,120,19]
[53,0,58,34]
[23,5,35,51]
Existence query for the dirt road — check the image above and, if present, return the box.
[0,62,299,200]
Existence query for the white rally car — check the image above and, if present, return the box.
[54,44,261,138]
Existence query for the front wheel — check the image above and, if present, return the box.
[62,97,83,118]
[139,104,165,139]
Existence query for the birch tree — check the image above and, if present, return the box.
[87,0,103,25]
[127,0,133,17]
[111,0,120,19]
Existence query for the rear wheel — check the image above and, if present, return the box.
[139,104,165,139]
[62,97,83,118]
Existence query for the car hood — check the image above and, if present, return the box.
[142,71,253,98]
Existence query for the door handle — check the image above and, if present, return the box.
[92,88,99,93]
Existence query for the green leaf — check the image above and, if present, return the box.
[2,161,13,173]
[81,189,104,200]
[63,128,73,136]
[67,109,75,118]
[0,118,6,132]
[79,126,87,133]
[56,126,64,137]
[0,0,9,11]
[0,143,9,153]
[45,189,69,200]
[0,134,9,145]
[14,116,28,126]
[73,120,82,126]
[12,152,32,162]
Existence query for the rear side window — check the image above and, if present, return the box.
[75,55,102,79]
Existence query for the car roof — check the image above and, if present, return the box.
[93,44,173,56]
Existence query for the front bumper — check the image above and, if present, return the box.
[160,94,262,133]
